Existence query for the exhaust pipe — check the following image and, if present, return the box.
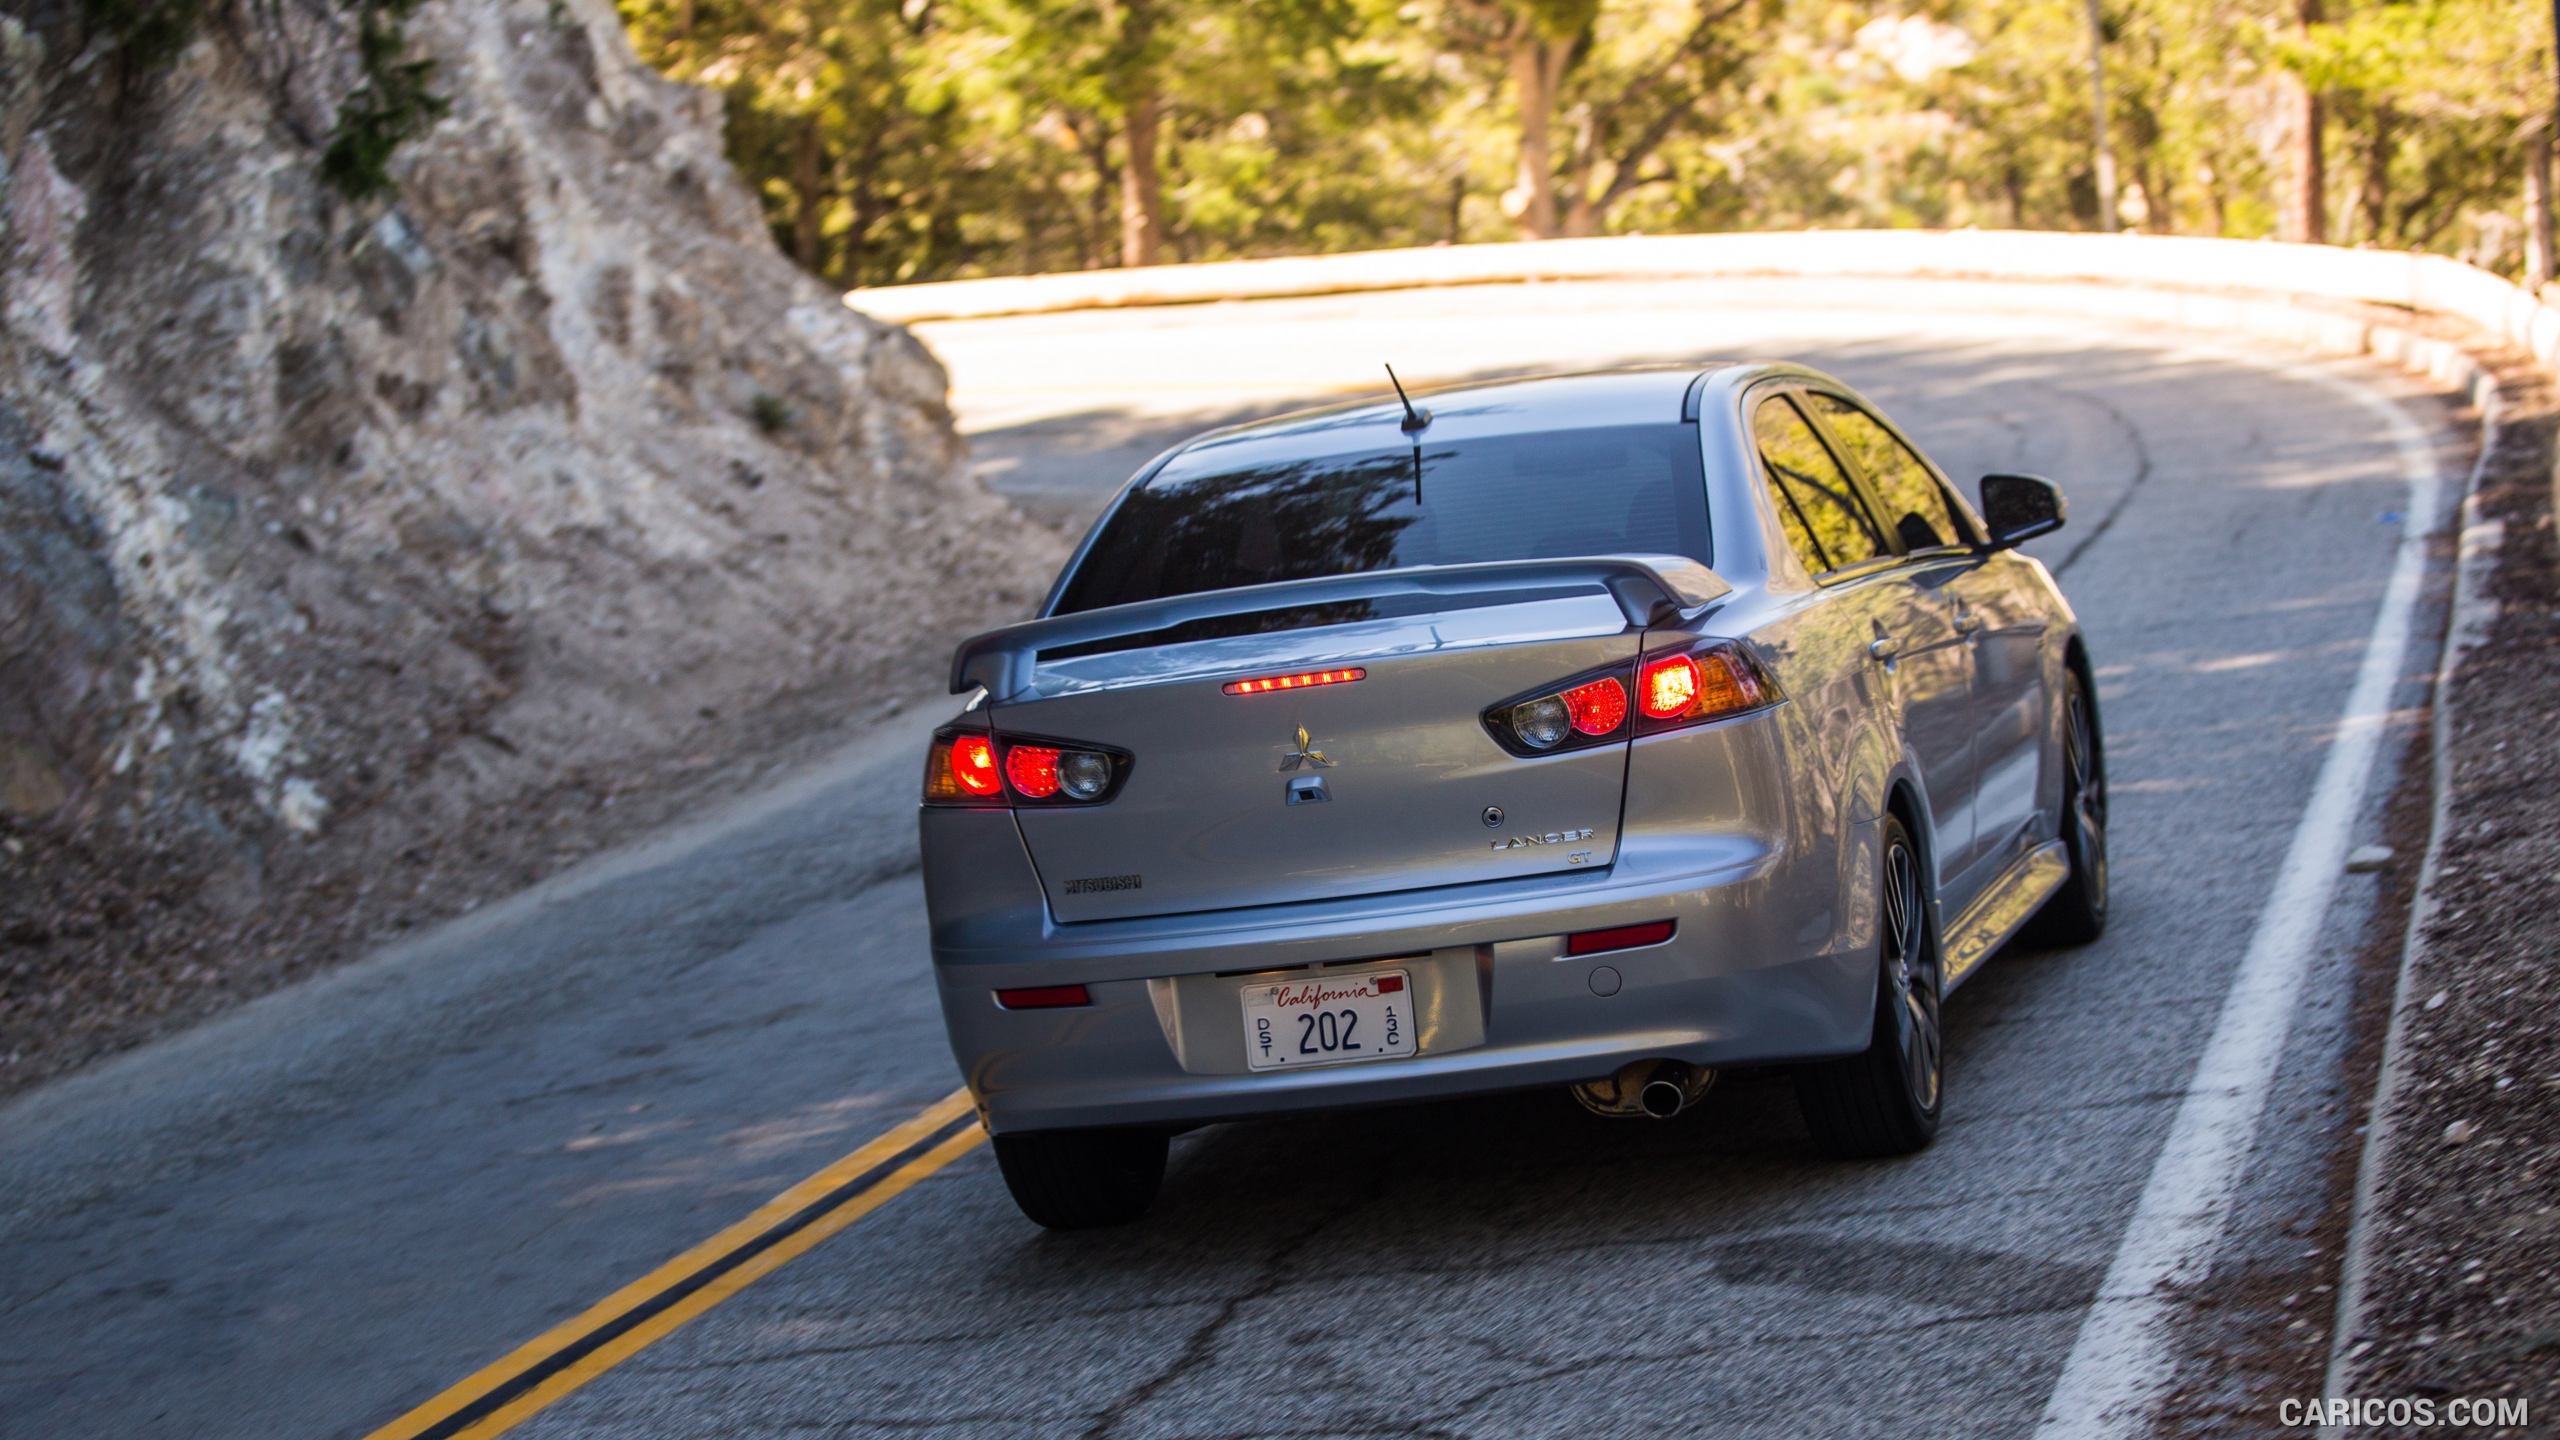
[1570,1059,1715,1119]
[1639,1074,1690,1119]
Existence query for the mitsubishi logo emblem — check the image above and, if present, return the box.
[1279,724,1334,772]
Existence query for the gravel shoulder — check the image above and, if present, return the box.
[2332,355,2560,1428]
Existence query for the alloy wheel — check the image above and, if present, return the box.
[1882,838,1941,1112]
[2067,682,2107,912]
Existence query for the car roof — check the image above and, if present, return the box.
[1157,364,1775,478]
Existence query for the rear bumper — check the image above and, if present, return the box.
[928,814,1879,1134]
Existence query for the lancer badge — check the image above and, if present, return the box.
[1279,724,1334,772]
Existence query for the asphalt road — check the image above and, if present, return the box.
[0,279,2463,1439]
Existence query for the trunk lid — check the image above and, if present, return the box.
[995,589,1639,922]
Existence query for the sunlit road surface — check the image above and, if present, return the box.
[0,277,2463,1439]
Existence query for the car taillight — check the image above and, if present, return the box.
[1636,641,1781,731]
[1639,654,1701,719]
[1005,745,1062,798]
[1056,750,1114,800]
[923,726,1130,806]
[1563,678,1628,736]
[926,733,1002,800]
[1485,669,1631,755]
[1484,643,1780,756]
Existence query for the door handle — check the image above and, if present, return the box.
[1952,612,1983,636]
[1868,636,1901,663]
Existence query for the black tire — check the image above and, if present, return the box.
[1794,814,1944,1159]
[992,1127,1168,1230]
[2024,665,2108,947]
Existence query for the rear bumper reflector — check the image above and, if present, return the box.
[996,984,1093,1010]
[1565,920,1675,956]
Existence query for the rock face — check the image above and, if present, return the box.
[0,0,1059,1083]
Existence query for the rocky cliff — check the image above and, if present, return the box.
[0,0,1059,1084]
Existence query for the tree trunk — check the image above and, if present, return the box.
[1508,35,1569,239]
[1119,91,1162,266]
[1069,115,1116,272]
[2357,104,2395,245]
[1116,0,1163,268]
[2134,153,2168,233]
[845,139,886,287]
[2084,0,2117,230]
[2535,0,2558,287]
[1560,108,1601,237]
[790,117,826,276]
[2527,116,2555,290]
[2284,0,2327,244]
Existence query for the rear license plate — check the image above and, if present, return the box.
[1240,969,1416,1072]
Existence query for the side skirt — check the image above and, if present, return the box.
[1941,839,2070,992]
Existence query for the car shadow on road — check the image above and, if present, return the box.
[972,974,2100,1325]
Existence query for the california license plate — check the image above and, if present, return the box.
[1239,969,1416,1072]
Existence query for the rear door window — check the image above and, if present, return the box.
[1055,424,1711,613]
[1808,393,1969,552]
[1752,395,1886,576]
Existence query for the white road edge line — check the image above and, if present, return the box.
[2033,361,2447,1438]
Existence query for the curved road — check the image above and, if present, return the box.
[0,278,2463,1439]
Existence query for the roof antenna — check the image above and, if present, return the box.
[1384,364,1431,434]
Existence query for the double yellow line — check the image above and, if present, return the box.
[366,1089,985,1440]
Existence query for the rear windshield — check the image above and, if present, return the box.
[1053,424,1710,614]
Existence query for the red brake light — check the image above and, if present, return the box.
[950,735,1002,797]
[1005,745,1062,798]
[1566,920,1674,955]
[1640,654,1702,719]
[996,984,1091,1009]
[1223,667,1366,696]
[1562,677,1628,736]
[1637,643,1776,729]
[927,727,1126,806]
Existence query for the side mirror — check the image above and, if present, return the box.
[1978,473,2067,551]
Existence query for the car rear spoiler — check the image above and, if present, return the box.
[949,554,1731,699]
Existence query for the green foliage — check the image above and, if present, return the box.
[616,0,2550,283]
[320,0,451,202]
[749,392,795,434]
[79,0,207,69]
[78,0,446,203]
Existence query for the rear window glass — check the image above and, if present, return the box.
[1054,425,1711,614]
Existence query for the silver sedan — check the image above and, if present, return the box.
[918,363,2106,1227]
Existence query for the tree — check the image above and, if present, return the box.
[2083,0,2118,227]
[614,0,2540,285]
[2285,0,2549,269]
[1115,0,1166,264]
[2286,0,2329,243]
[1444,0,1773,240]
[2530,0,2557,285]
[954,0,1184,268]
[622,0,980,285]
